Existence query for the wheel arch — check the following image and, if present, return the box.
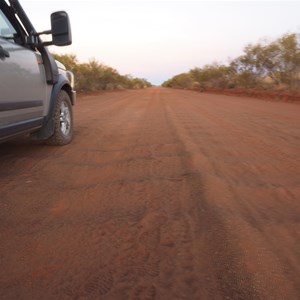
[31,75,73,140]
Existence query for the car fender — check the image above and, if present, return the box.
[31,75,72,140]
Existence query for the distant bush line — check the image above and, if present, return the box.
[162,33,300,93]
[53,54,152,93]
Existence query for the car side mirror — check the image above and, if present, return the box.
[51,11,72,46]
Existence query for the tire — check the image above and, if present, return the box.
[46,90,73,146]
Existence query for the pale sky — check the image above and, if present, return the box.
[20,0,300,85]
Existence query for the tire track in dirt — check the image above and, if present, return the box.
[103,89,199,299]
[162,89,300,299]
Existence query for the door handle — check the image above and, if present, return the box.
[0,45,10,59]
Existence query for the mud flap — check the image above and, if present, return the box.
[30,117,54,140]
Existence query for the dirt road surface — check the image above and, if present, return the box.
[1,88,300,300]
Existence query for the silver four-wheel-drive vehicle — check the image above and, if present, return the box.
[0,0,75,145]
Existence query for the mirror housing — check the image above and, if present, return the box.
[51,11,72,46]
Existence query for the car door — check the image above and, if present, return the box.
[0,8,46,139]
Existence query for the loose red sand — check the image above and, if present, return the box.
[1,88,300,299]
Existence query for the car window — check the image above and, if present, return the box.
[0,9,17,42]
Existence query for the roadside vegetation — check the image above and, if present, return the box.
[53,54,152,92]
[162,33,300,94]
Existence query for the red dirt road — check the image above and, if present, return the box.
[0,88,300,299]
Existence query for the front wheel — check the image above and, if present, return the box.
[46,90,73,146]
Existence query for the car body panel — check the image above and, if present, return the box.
[0,37,46,127]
